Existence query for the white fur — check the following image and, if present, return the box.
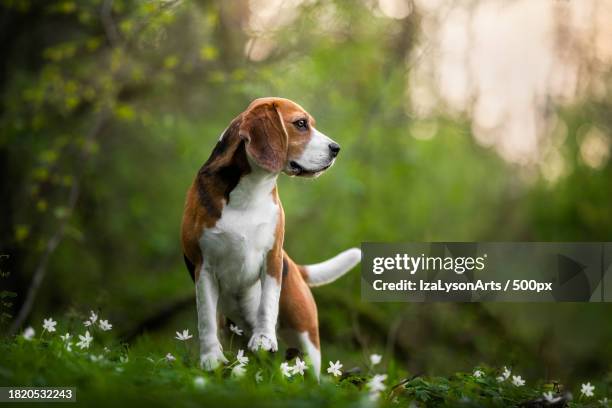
[294,128,337,172]
[298,331,321,381]
[197,166,281,368]
[196,266,228,370]
[218,127,228,141]
[305,247,361,287]
[247,273,281,352]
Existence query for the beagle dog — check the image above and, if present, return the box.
[181,97,361,379]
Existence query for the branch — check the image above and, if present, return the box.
[100,0,120,46]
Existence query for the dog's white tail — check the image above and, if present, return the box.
[302,247,361,287]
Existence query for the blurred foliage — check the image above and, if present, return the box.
[0,0,611,389]
[0,255,15,326]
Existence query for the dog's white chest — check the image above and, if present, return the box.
[199,174,279,293]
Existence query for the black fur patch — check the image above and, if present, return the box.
[196,173,222,220]
[196,120,250,217]
[218,143,248,202]
[204,121,239,166]
[282,256,289,278]
[184,254,195,282]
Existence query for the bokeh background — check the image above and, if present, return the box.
[1,0,611,385]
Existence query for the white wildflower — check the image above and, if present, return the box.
[543,391,561,403]
[280,362,293,378]
[473,369,484,378]
[22,326,35,341]
[370,353,382,366]
[581,382,595,398]
[292,357,307,376]
[502,366,511,379]
[367,374,387,401]
[65,342,72,352]
[42,318,57,333]
[236,349,249,365]
[229,324,243,336]
[90,354,104,362]
[193,376,206,388]
[599,397,609,406]
[60,333,71,342]
[367,374,387,393]
[232,364,247,378]
[99,320,112,331]
[84,310,98,327]
[119,356,129,364]
[175,329,193,341]
[512,375,525,387]
[497,366,511,382]
[255,370,264,383]
[76,330,93,349]
[369,392,381,402]
[165,353,176,362]
[327,360,343,377]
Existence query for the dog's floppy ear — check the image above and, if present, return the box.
[202,117,244,171]
[239,102,288,173]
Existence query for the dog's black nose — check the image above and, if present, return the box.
[329,143,341,157]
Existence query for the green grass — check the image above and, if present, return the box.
[0,322,608,408]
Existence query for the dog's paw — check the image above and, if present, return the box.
[199,347,229,371]
[248,331,278,352]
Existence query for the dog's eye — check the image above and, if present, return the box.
[293,119,308,131]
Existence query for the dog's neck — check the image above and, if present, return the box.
[228,159,278,209]
[197,137,278,217]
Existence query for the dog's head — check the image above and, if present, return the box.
[238,97,340,177]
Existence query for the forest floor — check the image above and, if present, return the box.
[0,318,607,407]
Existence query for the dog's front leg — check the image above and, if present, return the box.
[248,249,282,352]
[196,264,228,370]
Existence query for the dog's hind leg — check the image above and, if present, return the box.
[279,328,321,382]
[297,330,321,381]
[279,256,322,380]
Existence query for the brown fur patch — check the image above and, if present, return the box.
[239,102,288,173]
[244,98,316,170]
[265,187,285,283]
